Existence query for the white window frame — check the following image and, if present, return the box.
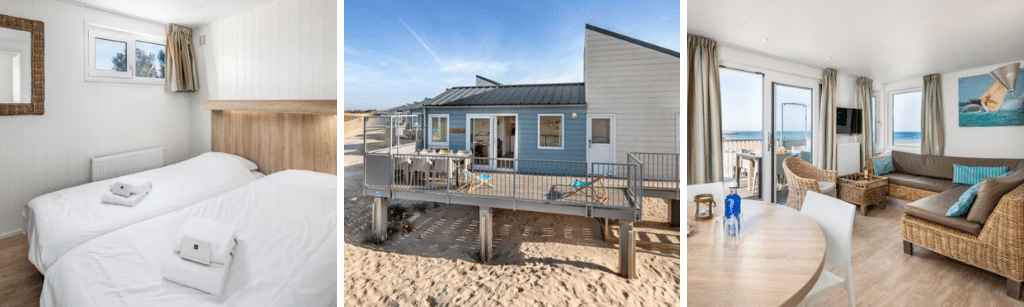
[537,114,564,150]
[85,23,166,84]
[428,114,449,148]
[889,88,923,154]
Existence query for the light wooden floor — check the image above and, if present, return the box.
[0,234,41,307]
[805,198,1024,306]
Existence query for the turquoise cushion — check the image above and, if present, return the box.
[872,156,894,175]
[953,164,1008,185]
[947,182,983,217]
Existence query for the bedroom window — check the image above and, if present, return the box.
[892,90,922,150]
[538,114,563,149]
[87,24,166,84]
[429,114,448,147]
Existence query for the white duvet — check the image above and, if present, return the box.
[40,170,338,307]
[24,152,257,273]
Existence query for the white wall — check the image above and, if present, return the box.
[0,1,192,237]
[884,60,1024,158]
[188,0,338,156]
[584,28,681,163]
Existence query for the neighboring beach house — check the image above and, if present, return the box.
[420,24,680,174]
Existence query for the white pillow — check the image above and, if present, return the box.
[251,171,265,179]
[228,155,258,171]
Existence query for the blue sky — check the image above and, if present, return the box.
[343,0,680,110]
[720,68,814,132]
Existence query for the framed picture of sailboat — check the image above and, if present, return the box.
[958,66,1024,127]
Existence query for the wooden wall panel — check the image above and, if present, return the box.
[212,110,336,175]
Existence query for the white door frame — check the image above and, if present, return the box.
[465,113,518,170]
[586,114,616,167]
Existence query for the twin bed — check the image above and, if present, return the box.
[22,100,338,306]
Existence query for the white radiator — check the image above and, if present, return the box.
[837,143,860,175]
[91,147,165,182]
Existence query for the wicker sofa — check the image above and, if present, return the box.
[868,151,1024,298]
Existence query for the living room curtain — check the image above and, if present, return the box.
[921,74,945,156]
[817,68,838,170]
[166,24,199,92]
[686,35,723,184]
[857,77,874,163]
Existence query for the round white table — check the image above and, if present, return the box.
[687,200,826,307]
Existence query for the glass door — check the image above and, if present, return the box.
[469,116,492,168]
[772,83,814,204]
[719,67,765,200]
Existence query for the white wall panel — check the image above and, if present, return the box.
[188,0,337,156]
[0,0,192,237]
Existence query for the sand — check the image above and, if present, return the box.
[343,136,680,306]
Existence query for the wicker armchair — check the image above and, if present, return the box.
[782,157,838,210]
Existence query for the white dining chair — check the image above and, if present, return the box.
[799,191,856,307]
[685,182,727,205]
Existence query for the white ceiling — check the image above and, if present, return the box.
[73,0,276,28]
[687,0,1024,82]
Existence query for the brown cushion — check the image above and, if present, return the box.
[966,170,1024,224]
[904,186,983,235]
[882,172,963,192]
[891,151,1024,180]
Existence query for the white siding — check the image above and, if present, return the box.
[0,1,191,237]
[584,29,680,163]
[188,0,337,156]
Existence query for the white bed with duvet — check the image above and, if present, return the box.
[40,170,338,306]
[23,152,258,273]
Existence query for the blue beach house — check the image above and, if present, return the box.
[416,24,679,176]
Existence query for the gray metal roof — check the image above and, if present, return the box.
[385,98,431,112]
[423,82,586,107]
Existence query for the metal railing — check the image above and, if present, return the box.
[627,152,679,191]
[380,154,642,211]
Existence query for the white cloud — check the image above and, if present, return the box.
[440,61,509,76]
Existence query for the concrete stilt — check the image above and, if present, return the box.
[371,197,388,241]
[479,206,493,262]
[619,220,637,279]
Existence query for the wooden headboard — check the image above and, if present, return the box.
[204,100,337,175]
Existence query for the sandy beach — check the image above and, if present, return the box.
[343,128,681,306]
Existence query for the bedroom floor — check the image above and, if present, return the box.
[0,234,41,307]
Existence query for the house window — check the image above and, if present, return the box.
[87,24,166,84]
[891,90,922,149]
[429,114,448,147]
[538,114,563,149]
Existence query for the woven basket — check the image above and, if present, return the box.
[837,173,888,206]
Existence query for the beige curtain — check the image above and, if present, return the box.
[921,74,945,156]
[686,35,723,184]
[817,68,837,170]
[857,77,874,162]
[166,24,199,92]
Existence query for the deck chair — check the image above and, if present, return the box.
[563,171,610,204]
[458,168,494,193]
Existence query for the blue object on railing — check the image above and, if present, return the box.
[572,180,591,188]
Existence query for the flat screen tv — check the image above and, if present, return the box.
[836,107,862,134]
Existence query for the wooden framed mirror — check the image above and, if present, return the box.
[0,14,43,115]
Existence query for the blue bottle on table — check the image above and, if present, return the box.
[725,188,742,235]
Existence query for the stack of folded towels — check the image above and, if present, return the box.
[162,216,237,296]
[101,176,152,206]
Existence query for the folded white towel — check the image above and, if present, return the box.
[172,217,237,264]
[162,253,232,296]
[100,188,150,207]
[108,176,152,194]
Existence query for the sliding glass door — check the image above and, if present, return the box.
[719,67,765,200]
[772,83,814,204]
